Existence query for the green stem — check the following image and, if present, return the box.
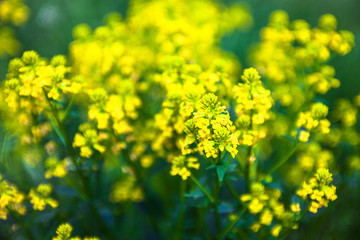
[42,89,115,240]
[174,179,186,240]
[245,84,254,193]
[190,175,214,203]
[213,177,221,234]
[245,144,253,193]
[278,203,310,240]
[213,150,222,234]
[95,159,104,195]
[261,142,300,181]
[60,94,75,122]
[46,94,89,198]
[9,212,36,240]
[216,151,222,164]
[218,207,247,239]
[120,149,162,237]
[224,179,240,203]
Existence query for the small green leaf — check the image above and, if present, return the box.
[206,164,216,170]
[184,190,204,200]
[217,165,227,182]
[48,117,65,145]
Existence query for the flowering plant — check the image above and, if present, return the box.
[0,0,357,239]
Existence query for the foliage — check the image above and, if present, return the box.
[0,0,358,239]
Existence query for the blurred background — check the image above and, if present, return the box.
[0,0,359,239]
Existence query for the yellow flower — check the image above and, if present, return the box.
[271,224,282,237]
[183,93,238,159]
[248,198,264,214]
[170,156,200,180]
[0,175,26,219]
[73,124,107,158]
[298,130,310,142]
[29,184,58,211]
[110,176,144,202]
[234,68,272,147]
[296,168,337,213]
[260,210,273,225]
[290,203,301,214]
[296,102,331,141]
[44,157,68,179]
[250,222,261,232]
[53,223,100,240]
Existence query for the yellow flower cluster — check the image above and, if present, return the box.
[183,93,238,159]
[0,0,29,56]
[0,0,29,25]
[69,0,250,139]
[44,157,69,179]
[4,51,72,111]
[87,88,135,134]
[29,183,58,211]
[287,142,334,185]
[170,156,200,180]
[296,168,337,213]
[126,141,155,168]
[321,94,360,153]
[2,51,80,147]
[332,99,358,128]
[72,86,141,159]
[233,68,272,146]
[125,0,251,66]
[110,176,144,202]
[252,11,354,110]
[152,57,236,158]
[0,175,26,219]
[0,27,20,56]
[73,123,107,158]
[53,223,100,240]
[347,155,360,173]
[0,2,355,238]
[68,0,251,164]
[296,102,331,142]
[331,97,360,145]
[240,183,297,237]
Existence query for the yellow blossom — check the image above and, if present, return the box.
[170,156,200,180]
[29,184,58,211]
[296,168,337,213]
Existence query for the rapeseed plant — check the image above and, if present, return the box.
[0,0,356,239]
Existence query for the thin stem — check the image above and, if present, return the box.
[213,177,221,234]
[245,84,254,193]
[174,179,186,240]
[44,91,89,197]
[61,94,75,122]
[218,207,247,239]
[190,175,214,203]
[278,203,310,240]
[9,212,36,240]
[213,150,222,234]
[120,149,162,237]
[245,144,253,193]
[224,179,240,203]
[42,89,115,240]
[261,142,300,181]
[216,151,222,164]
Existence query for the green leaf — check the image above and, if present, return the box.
[217,165,227,182]
[48,117,65,145]
[206,164,216,170]
[184,190,204,200]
